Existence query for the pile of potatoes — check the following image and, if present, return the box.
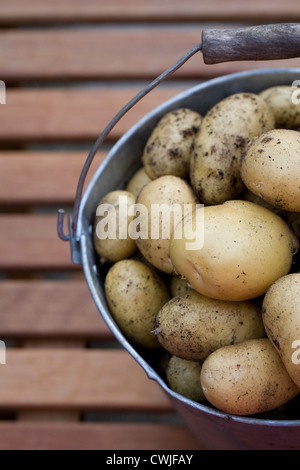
[94,85,300,417]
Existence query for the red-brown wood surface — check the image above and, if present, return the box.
[0,349,171,411]
[0,215,76,270]
[0,422,202,450]
[0,87,183,142]
[0,151,105,205]
[1,0,299,451]
[0,0,299,24]
[0,28,299,82]
[0,280,112,339]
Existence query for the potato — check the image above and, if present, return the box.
[241,189,300,242]
[170,200,299,301]
[93,190,136,262]
[166,355,206,402]
[125,167,152,198]
[240,188,285,216]
[262,273,300,388]
[153,290,265,362]
[190,92,275,205]
[170,275,192,297]
[240,129,300,212]
[200,338,300,416]
[142,108,202,180]
[105,259,170,349]
[135,175,198,274]
[285,212,300,242]
[259,85,300,128]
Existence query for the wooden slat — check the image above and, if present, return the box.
[1,1,297,450]
[0,281,113,339]
[0,87,184,143]
[0,349,171,411]
[0,422,202,450]
[0,0,299,24]
[1,27,300,82]
[0,28,202,82]
[1,65,300,144]
[0,151,105,206]
[0,215,76,270]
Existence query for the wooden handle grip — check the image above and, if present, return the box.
[202,23,300,64]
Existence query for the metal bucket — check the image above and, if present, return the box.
[74,68,300,450]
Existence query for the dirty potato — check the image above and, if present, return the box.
[200,339,300,416]
[93,190,136,262]
[170,275,193,297]
[263,273,300,388]
[285,212,300,242]
[154,290,265,362]
[142,108,202,179]
[259,85,300,128]
[166,355,206,402]
[241,189,300,242]
[125,167,152,199]
[135,175,198,274]
[105,259,170,349]
[240,129,300,212]
[170,200,299,301]
[190,92,275,205]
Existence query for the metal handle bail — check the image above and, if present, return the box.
[57,43,203,263]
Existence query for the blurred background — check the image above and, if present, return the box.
[0,0,299,450]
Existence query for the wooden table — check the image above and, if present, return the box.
[0,0,299,450]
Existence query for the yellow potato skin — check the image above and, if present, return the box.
[259,85,300,128]
[166,355,206,402]
[240,129,300,212]
[105,260,170,349]
[93,190,137,262]
[142,108,202,180]
[263,273,300,388]
[241,189,300,242]
[170,200,299,301]
[200,339,300,416]
[154,290,265,362]
[190,93,275,205]
[125,167,152,199]
[135,175,198,274]
[170,275,193,297]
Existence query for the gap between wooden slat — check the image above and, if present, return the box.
[17,411,80,422]
[0,0,298,24]
[0,68,299,145]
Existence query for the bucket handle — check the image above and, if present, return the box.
[57,23,300,262]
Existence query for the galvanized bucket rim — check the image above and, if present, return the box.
[78,67,300,429]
